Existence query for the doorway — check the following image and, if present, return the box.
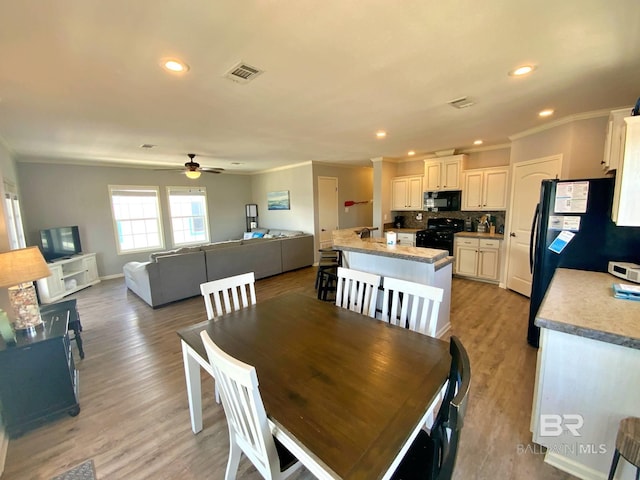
[505,155,562,296]
[318,176,339,250]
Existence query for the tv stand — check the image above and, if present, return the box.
[36,253,100,304]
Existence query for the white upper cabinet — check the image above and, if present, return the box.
[602,108,630,173]
[424,154,466,191]
[462,167,509,211]
[612,116,640,226]
[391,175,423,210]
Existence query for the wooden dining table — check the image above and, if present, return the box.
[177,293,450,480]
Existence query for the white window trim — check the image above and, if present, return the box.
[108,185,164,255]
[166,185,210,246]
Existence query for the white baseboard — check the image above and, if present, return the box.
[545,452,607,480]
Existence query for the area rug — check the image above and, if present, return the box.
[51,459,96,480]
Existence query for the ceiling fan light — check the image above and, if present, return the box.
[185,170,201,179]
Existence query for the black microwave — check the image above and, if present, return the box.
[423,190,461,211]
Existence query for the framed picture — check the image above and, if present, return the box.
[267,190,290,210]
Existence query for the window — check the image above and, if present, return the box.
[3,182,26,250]
[109,186,163,254]
[167,186,210,246]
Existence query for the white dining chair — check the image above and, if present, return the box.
[380,275,445,431]
[335,267,381,318]
[200,272,256,320]
[379,276,444,337]
[200,330,302,480]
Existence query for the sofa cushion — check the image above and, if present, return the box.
[268,229,304,238]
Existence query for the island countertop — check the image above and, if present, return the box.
[535,268,640,349]
[332,236,450,266]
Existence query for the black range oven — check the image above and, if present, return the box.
[415,218,464,255]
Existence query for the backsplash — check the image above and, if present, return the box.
[391,210,506,232]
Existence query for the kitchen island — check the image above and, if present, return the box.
[531,268,640,480]
[332,228,453,337]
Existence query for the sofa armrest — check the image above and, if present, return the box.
[281,234,314,271]
[123,261,154,306]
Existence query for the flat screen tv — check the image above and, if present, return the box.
[39,226,82,262]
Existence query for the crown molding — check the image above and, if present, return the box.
[508,108,624,141]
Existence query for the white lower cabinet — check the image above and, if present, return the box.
[396,232,416,247]
[37,253,100,303]
[454,238,500,282]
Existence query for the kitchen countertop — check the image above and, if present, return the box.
[455,231,504,240]
[383,228,421,234]
[535,268,640,349]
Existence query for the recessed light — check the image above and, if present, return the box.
[140,144,156,149]
[231,162,244,166]
[376,131,387,138]
[408,151,415,156]
[509,64,536,76]
[473,140,483,145]
[161,58,190,73]
[539,109,554,117]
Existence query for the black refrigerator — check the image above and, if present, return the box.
[527,177,640,347]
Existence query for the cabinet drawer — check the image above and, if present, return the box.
[479,239,500,249]
[456,238,479,247]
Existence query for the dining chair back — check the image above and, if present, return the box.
[200,331,301,480]
[200,272,256,320]
[335,267,381,317]
[391,336,471,480]
[380,276,444,337]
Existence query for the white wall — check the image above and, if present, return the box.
[16,161,253,277]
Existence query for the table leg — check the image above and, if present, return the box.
[181,340,203,434]
[74,330,85,359]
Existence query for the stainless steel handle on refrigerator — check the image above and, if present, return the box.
[529,203,540,274]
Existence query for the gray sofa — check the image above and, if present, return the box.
[123,233,314,307]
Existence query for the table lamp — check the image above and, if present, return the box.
[0,246,51,334]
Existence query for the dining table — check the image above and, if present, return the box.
[177,293,450,480]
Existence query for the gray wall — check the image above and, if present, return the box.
[510,115,609,179]
[250,162,315,234]
[312,163,373,230]
[16,161,252,277]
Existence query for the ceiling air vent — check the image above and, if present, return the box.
[448,97,475,109]
[224,62,264,84]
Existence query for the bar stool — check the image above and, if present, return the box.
[608,417,640,480]
[314,248,342,290]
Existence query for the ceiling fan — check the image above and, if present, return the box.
[160,153,224,179]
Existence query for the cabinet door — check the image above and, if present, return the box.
[442,159,461,190]
[462,171,483,210]
[455,244,478,276]
[83,255,99,283]
[38,265,66,302]
[407,176,423,209]
[392,178,409,210]
[483,169,509,210]
[424,161,442,191]
[477,248,499,280]
[612,116,640,226]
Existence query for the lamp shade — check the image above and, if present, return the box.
[0,246,51,288]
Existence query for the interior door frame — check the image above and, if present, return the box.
[317,176,339,258]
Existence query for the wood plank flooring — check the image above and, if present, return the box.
[2,268,576,480]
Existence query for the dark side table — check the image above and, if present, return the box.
[0,306,80,438]
[41,298,84,359]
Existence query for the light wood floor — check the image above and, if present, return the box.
[2,268,576,480]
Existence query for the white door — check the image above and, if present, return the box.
[318,176,339,249]
[505,155,562,296]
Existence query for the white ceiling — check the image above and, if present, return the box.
[1,0,639,174]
